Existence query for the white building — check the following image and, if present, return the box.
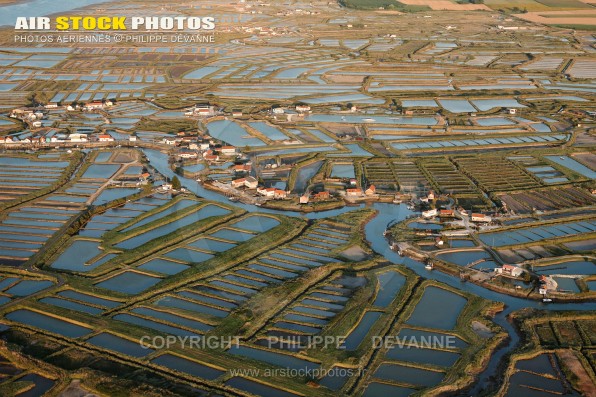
[495,264,524,278]
[257,187,276,197]
[422,209,437,218]
[471,213,492,223]
[84,101,105,111]
[179,150,198,159]
[220,146,236,156]
[296,105,311,113]
[69,133,87,142]
[194,104,215,116]
[232,176,258,189]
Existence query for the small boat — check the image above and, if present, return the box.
[362,118,376,122]
[559,156,564,160]
[228,197,239,202]
[542,298,552,303]
[425,263,433,270]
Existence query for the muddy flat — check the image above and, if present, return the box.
[340,245,369,261]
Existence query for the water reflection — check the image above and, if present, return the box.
[144,148,596,392]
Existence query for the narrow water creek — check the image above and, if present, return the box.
[145,148,596,395]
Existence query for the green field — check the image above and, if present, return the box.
[339,0,431,11]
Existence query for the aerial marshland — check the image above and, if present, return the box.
[0,0,593,396]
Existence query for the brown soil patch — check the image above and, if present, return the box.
[340,245,369,261]
[399,0,490,10]
[514,10,596,25]
[58,380,99,397]
[573,153,596,171]
[557,349,596,396]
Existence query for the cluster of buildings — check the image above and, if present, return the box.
[12,100,114,115]
[184,103,217,117]
[231,176,258,189]
[204,146,237,161]
[256,186,288,199]
[178,102,315,124]
[229,171,288,200]
[165,130,240,161]
[171,139,290,201]
[114,168,152,187]
[422,208,492,223]
[494,264,525,278]
[296,182,377,205]
[538,275,558,295]
[271,104,311,115]
[299,191,331,204]
[323,171,377,201]
[269,104,313,122]
[83,100,113,111]
[345,185,377,198]
[174,145,237,162]
[9,108,45,127]
[419,191,493,224]
[7,100,114,131]
[0,128,135,145]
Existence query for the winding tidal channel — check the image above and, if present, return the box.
[144,148,596,394]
